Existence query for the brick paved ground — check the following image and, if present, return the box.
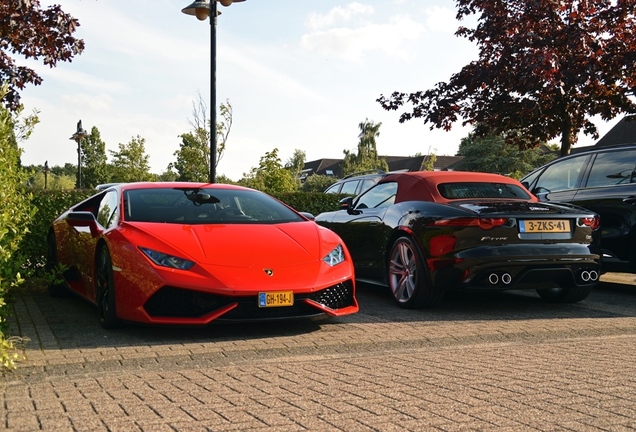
[2,273,635,431]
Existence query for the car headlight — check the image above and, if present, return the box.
[139,247,195,270]
[323,244,345,267]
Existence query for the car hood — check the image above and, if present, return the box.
[450,200,589,216]
[124,221,326,267]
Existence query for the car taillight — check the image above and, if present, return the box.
[579,216,600,230]
[430,217,508,230]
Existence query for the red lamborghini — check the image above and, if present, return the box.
[47,182,358,329]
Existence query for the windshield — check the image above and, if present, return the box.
[123,188,304,224]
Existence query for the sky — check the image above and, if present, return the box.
[18,0,620,181]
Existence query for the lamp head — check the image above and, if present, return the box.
[181,0,210,20]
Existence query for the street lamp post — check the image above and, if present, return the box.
[69,120,88,189]
[181,0,245,184]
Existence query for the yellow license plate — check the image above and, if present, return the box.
[520,219,571,233]
[258,291,294,308]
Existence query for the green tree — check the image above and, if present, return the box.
[174,94,233,182]
[23,164,76,189]
[168,132,208,182]
[109,135,152,183]
[81,126,109,188]
[50,163,76,178]
[0,1,84,112]
[378,0,636,156]
[157,169,178,182]
[216,174,238,185]
[420,150,437,171]
[342,119,389,176]
[240,148,297,194]
[285,149,306,186]
[29,169,75,190]
[216,99,233,170]
[455,132,557,179]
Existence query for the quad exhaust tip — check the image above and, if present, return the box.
[487,269,597,285]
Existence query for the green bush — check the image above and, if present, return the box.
[301,174,337,192]
[22,188,95,277]
[0,103,36,370]
[273,191,346,217]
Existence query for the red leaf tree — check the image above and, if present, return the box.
[378,0,636,156]
[0,0,85,111]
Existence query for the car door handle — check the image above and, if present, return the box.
[623,196,636,205]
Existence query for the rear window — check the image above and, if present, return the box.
[438,182,531,200]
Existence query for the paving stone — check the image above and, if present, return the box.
[2,274,636,431]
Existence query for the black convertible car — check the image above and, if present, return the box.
[315,171,602,308]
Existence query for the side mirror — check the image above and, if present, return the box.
[339,196,353,211]
[299,212,315,221]
[340,197,361,215]
[66,211,97,225]
[66,211,101,236]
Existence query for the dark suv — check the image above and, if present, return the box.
[521,144,636,272]
[324,170,400,197]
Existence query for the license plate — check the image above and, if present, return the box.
[258,291,294,307]
[519,219,571,233]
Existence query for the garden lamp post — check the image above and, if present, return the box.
[181,0,245,183]
[69,120,88,189]
[43,161,50,189]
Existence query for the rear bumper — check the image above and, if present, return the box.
[430,256,600,291]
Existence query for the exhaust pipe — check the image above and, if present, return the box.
[581,271,590,282]
[580,270,599,282]
[488,272,512,285]
[501,273,512,285]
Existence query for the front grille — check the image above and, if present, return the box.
[307,280,355,309]
[220,280,356,321]
[144,286,234,318]
[143,280,356,320]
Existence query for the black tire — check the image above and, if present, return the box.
[387,236,443,308]
[536,284,593,303]
[45,232,68,298]
[95,246,121,329]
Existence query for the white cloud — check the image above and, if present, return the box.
[424,5,460,33]
[40,68,130,94]
[220,44,327,103]
[60,93,114,112]
[306,3,375,30]
[301,14,424,63]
